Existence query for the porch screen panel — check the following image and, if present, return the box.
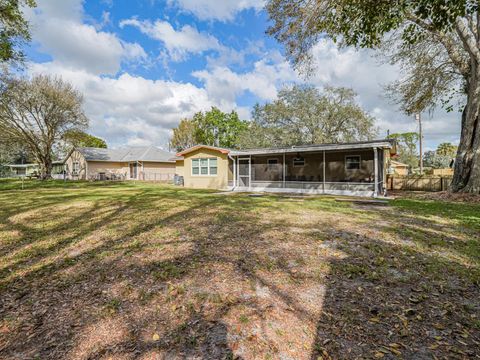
[239,161,249,176]
[250,155,282,181]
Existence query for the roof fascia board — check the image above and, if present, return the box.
[230,142,393,156]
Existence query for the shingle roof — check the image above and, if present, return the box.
[230,139,396,156]
[77,146,175,163]
[175,145,231,157]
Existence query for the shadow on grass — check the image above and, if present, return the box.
[309,202,480,359]
[0,182,478,359]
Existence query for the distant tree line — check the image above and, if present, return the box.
[170,85,378,151]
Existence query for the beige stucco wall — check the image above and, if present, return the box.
[181,148,230,189]
[65,150,88,180]
[175,160,184,177]
[87,161,129,179]
[140,162,175,181]
[65,150,175,181]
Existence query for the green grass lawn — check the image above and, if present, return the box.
[0,179,479,359]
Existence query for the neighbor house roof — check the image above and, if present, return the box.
[76,146,175,163]
[7,163,39,169]
[390,160,409,168]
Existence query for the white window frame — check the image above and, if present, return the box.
[72,161,80,175]
[191,157,218,176]
[345,155,361,171]
[293,157,305,167]
[267,158,278,169]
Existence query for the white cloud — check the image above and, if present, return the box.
[167,0,265,21]
[27,62,250,147]
[25,0,147,75]
[306,39,461,147]
[120,18,220,61]
[193,56,298,107]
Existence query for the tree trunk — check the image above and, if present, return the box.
[40,156,53,180]
[451,67,480,193]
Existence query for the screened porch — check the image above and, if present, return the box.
[230,147,385,197]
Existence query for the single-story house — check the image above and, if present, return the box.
[6,162,65,178]
[389,160,409,176]
[175,139,397,197]
[430,168,454,176]
[6,163,39,177]
[64,146,176,181]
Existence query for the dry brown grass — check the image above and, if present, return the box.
[0,180,479,359]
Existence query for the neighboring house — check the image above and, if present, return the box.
[6,163,39,177]
[389,160,409,176]
[5,162,66,178]
[431,168,454,176]
[175,139,397,197]
[64,146,176,181]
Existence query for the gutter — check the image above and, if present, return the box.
[228,153,237,191]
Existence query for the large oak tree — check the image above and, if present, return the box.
[238,85,377,148]
[267,0,480,193]
[0,75,88,179]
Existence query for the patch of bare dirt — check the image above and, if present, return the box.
[392,190,480,203]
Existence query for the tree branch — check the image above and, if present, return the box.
[455,16,480,64]
[405,13,470,77]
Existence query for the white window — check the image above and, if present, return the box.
[267,158,278,169]
[345,155,361,170]
[72,161,80,174]
[192,157,217,176]
[293,157,305,167]
[209,158,217,175]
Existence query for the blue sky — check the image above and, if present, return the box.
[23,0,460,150]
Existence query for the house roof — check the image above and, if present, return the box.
[175,145,231,157]
[7,163,38,169]
[7,161,65,167]
[390,160,409,168]
[230,139,396,156]
[76,146,175,163]
[174,140,396,159]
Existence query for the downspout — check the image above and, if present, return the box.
[228,154,236,191]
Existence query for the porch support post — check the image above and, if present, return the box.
[249,155,252,189]
[373,147,378,197]
[233,156,237,188]
[282,152,286,188]
[323,150,326,194]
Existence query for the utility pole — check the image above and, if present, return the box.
[415,113,423,174]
